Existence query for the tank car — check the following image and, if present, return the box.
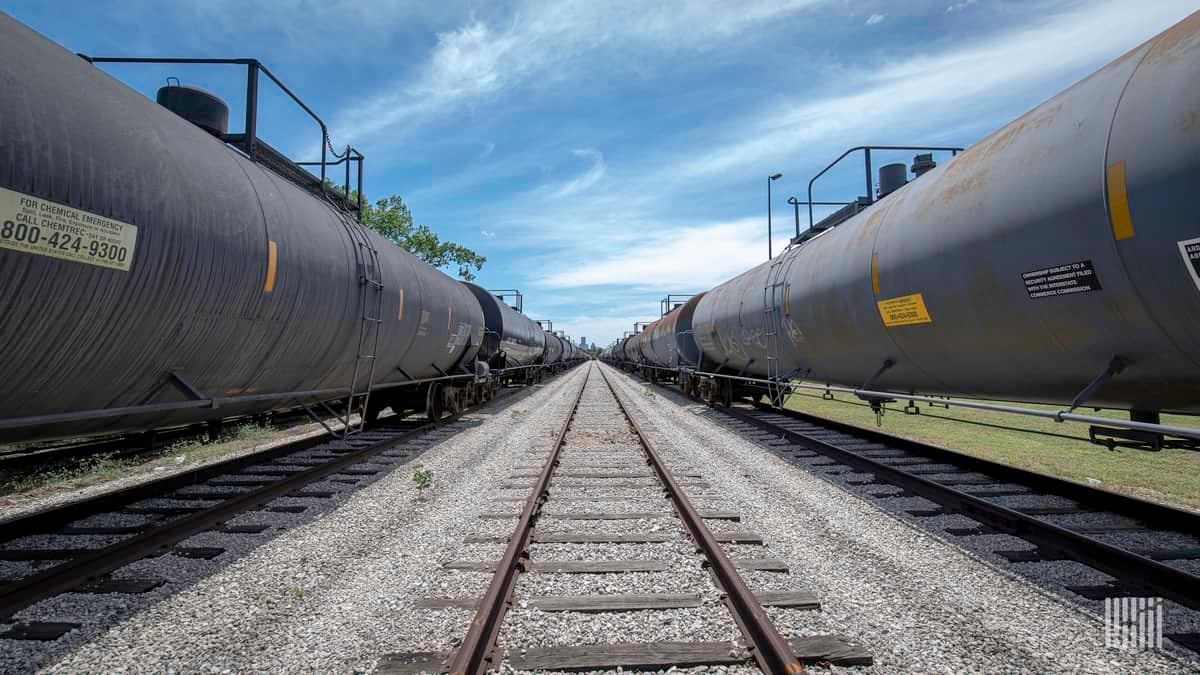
[691,12,1200,422]
[460,284,546,385]
[540,326,565,369]
[0,15,548,441]
[638,293,707,382]
[614,335,634,368]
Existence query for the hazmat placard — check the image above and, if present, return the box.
[0,186,137,271]
[877,293,932,327]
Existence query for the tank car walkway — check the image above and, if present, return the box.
[0,363,1194,672]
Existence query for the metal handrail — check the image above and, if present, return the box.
[805,145,963,230]
[659,293,695,317]
[79,55,366,220]
[489,289,523,312]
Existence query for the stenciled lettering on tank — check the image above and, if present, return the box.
[738,323,768,351]
[785,317,806,347]
[718,328,751,364]
[446,320,472,354]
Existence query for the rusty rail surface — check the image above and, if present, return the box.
[596,366,805,674]
[447,365,592,674]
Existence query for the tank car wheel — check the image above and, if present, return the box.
[720,378,734,408]
[447,387,464,415]
[426,383,445,423]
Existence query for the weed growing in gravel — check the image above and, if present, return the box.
[0,452,137,496]
[162,424,275,466]
[511,408,528,419]
[0,423,280,502]
[643,388,656,399]
[412,465,433,495]
[292,585,303,599]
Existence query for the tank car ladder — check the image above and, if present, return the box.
[762,254,789,407]
[340,222,385,437]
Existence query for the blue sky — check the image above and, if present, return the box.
[8,0,1196,347]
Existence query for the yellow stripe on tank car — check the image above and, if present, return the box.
[397,288,404,320]
[263,240,278,292]
[871,253,881,295]
[447,306,452,331]
[1107,161,1135,240]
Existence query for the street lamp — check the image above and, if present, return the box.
[767,173,782,259]
[787,196,801,239]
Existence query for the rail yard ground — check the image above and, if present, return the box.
[2,362,1196,672]
[785,392,1200,512]
[0,419,337,517]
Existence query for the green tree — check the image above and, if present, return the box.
[330,183,486,281]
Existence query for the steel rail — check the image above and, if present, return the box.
[0,415,450,621]
[0,407,319,472]
[720,405,1200,613]
[596,366,804,675]
[447,365,591,674]
[0,365,584,543]
[0,363,586,619]
[0,427,337,544]
[749,401,1200,535]
[615,363,1200,441]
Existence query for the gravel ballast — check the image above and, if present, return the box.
[11,360,1196,672]
[2,367,589,673]
[600,364,1198,673]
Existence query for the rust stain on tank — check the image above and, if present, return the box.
[1142,10,1200,65]
[851,197,896,247]
[927,99,1067,212]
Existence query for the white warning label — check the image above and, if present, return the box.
[1179,237,1200,294]
[0,186,137,271]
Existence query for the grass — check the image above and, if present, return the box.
[0,423,283,503]
[783,391,1200,512]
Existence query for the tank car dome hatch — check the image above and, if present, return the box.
[911,153,937,177]
[156,83,229,136]
[877,163,908,198]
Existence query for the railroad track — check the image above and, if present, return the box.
[381,363,871,673]
[679,393,1200,653]
[0,373,569,642]
[0,407,318,474]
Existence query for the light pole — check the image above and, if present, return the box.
[787,196,800,239]
[767,173,782,259]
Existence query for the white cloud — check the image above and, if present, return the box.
[537,219,768,290]
[545,149,607,199]
[484,0,1193,256]
[479,141,496,158]
[331,0,824,144]
[652,0,1196,187]
[946,0,977,12]
[480,229,496,238]
[865,13,886,25]
[478,0,1196,347]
